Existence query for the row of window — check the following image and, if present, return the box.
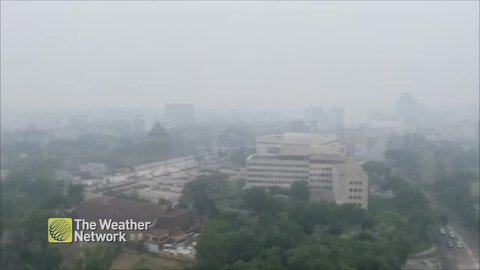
[311,186,332,190]
[349,195,363,200]
[247,170,335,178]
[247,175,308,180]
[248,169,306,173]
[349,181,362,185]
[249,163,309,168]
[311,167,333,171]
[349,188,363,192]
[249,164,335,171]
[310,179,332,183]
[247,180,292,185]
[310,173,333,177]
[247,181,333,191]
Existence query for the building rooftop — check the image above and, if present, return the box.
[256,133,345,155]
[256,133,337,145]
[248,153,346,164]
[153,209,200,232]
[147,121,168,138]
[75,196,166,224]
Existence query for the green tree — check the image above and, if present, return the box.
[0,166,76,270]
[79,243,119,270]
[194,172,430,270]
[290,181,310,202]
[67,183,85,205]
[393,185,428,213]
[244,187,268,214]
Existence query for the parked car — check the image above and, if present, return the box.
[449,232,456,239]
[456,241,463,248]
[447,241,454,248]
[439,227,446,235]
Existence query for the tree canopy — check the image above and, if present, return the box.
[193,180,434,270]
[0,165,85,270]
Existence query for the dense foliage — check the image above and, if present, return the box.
[0,164,84,270]
[180,172,246,216]
[192,175,434,270]
[75,243,121,270]
[385,134,479,233]
[433,169,480,233]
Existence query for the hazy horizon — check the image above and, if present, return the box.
[1,1,479,119]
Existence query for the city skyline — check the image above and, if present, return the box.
[1,2,478,115]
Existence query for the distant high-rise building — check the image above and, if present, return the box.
[344,124,370,156]
[396,93,420,133]
[327,106,344,129]
[164,104,195,126]
[287,119,312,133]
[304,106,323,122]
[304,106,323,132]
[326,107,344,142]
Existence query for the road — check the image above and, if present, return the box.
[400,176,479,270]
[422,189,479,270]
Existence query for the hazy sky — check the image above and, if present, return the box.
[1,1,479,115]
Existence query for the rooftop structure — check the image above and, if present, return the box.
[255,133,346,155]
[75,197,202,246]
[75,196,166,224]
[148,121,168,138]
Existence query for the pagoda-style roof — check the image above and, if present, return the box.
[148,121,168,138]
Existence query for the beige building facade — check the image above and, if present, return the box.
[246,133,368,209]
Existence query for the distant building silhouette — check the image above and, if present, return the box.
[148,121,168,138]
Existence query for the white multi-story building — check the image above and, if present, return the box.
[246,133,368,209]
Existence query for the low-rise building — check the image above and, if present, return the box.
[143,209,202,253]
[75,197,202,245]
[77,162,108,178]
